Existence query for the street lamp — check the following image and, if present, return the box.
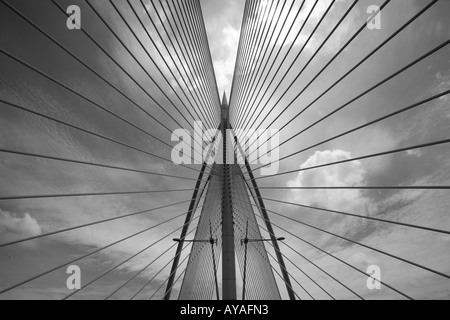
[173,221,220,300]
[240,220,285,301]
[241,237,285,245]
[173,238,217,245]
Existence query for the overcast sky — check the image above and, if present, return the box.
[0,0,449,300]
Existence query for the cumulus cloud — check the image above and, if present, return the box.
[0,210,42,243]
[287,149,370,213]
[406,149,423,157]
[284,149,382,246]
[347,252,379,269]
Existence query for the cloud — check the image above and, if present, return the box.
[406,149,423,157]
[0,210,42,243]
[287,149,370,213]
[282,148,450,299]
[347,252,379,269]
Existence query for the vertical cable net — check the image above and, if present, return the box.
[231,164,281,300]
[179,165,223,300]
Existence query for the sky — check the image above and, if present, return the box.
[0,0,449,300]
[202,0,245,97]
[228,0,450,299]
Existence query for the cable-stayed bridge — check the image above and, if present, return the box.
[0,0,449,300]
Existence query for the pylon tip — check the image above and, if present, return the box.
[222,92,228,106]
